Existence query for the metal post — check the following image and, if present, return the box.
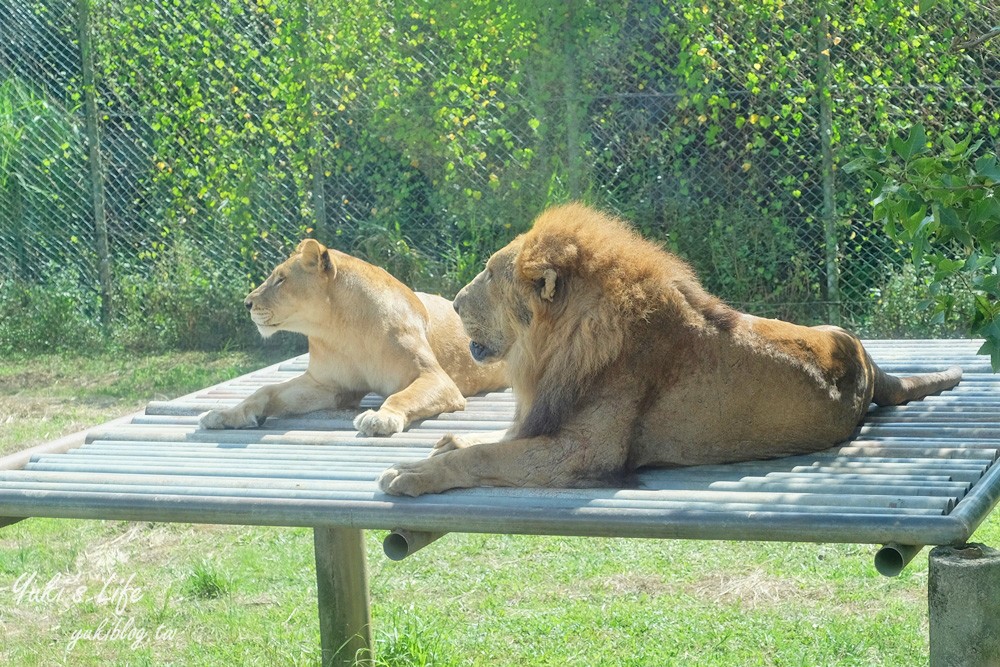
[77,0,113,329]
[313,526,373,667]
[815,3,840,325]
[928,544,1000,667]
[294,0,327,241]
[563,0,582,199]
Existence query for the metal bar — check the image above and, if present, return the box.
[0,488,968,545]
[26,462,970,498]
[0,468,970,500]
[874,542,924,577]
[0,482,954,515]
[947,452,1000,538]
[383,530,446,560]
[54,445,996,470]
[0,410,141,472]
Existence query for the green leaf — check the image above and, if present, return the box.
[909,156,940,177]
[841,157,870,174]
[969,197,1000,238]
[891,125,928,161]
[974,155,1000,183]
[860,145,886,162]
[977,319,1000,372]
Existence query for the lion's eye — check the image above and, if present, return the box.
[274,276,285,286]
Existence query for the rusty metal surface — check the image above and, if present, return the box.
[1,339,997,549]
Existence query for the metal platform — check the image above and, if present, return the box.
[1,339,998,566]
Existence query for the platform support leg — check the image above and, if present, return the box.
[928,544,1000,667]
[314,526,373,666]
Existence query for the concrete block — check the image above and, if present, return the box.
[929,543,1000,667]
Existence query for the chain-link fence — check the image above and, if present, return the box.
[1,0,998,351]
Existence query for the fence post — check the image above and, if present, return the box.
[563,0,583,199]
[815,3,841,325]
[76,0,113,329]
[299,0,327,241]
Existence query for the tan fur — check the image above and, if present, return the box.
[378,203,962,495]
[199,239,507,436]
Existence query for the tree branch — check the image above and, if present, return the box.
[952,26,1000,51]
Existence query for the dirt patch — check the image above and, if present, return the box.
[687,570,831,611]
[600,572,673,598]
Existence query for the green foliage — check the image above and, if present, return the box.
[0,77,92,284]
[0,266,104,355]
[846,124,1000,368]
[112,238,258,352]
[0,240,262,355]
[3,0,998,348]
[858,263,974,339]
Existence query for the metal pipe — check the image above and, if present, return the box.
[874,542,924,577]
[0,487,969,545]
[383,530,446,560]
[756,473,967,488]
[0,409,144,472]
[9,462,961,513]
[793,466,984,483]
[948,453,1000,538]
[0,480,953,516]
[0,468,970,505]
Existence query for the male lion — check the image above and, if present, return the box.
[378,202,962,495]
[199,239,507,436]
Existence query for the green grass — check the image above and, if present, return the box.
[1,352,999,665]
[184,559,234,600]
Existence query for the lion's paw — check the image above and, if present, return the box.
[430,433,470,456]
[354,409,406,437]
[378,461,441,497]
[199,408,266,430]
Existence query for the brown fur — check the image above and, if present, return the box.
[199,239,507,436]
[378,203,961,495]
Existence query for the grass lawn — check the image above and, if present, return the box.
[1,351,998,666]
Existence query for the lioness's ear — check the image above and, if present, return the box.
[540,268,558,302]
[296,239,334,275]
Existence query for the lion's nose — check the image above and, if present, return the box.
[244,299,253,310]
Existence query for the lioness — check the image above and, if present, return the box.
[199,239,507,436]
[378,202,962,495]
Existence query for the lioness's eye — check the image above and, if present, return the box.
[274,276,285,286]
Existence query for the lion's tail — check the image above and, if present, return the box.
[871,364,963,407]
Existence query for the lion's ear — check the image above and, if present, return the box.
[540,268,558,302]
[296,239,334,274]
[519,241,576,303]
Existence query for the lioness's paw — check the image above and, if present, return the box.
[354,409,406,437]
[198,409,265,430]
[378,461,439,497]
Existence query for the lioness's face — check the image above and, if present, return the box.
[453,238,530,363]
[245,240,332,338]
